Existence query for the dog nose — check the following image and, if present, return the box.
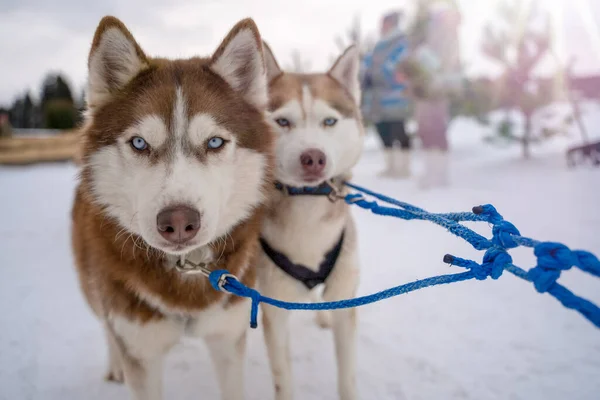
[300,149,326,174]
[156,206,201,244]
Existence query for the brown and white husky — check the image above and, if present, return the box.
[71,16,274,400]
[257,43,364,400]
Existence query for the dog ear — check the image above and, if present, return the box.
[328,45,361,102]
[262,41,283,82]
[87,16,149,110]
[210,19,268,110]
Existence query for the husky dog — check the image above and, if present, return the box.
[257,43,364,400]
[71,16,274,400]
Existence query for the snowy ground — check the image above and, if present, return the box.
[1,107,600,400]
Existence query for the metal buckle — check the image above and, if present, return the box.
[175,256,212,277]
[175,255,241,295]
[325,179,346,202]
[216,273,237,294]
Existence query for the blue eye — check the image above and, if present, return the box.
[131,136,147,151]
[323,118,338,127]
[275,118,291,128]
[207,137,225,150]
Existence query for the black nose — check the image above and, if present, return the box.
[156,205,201,244]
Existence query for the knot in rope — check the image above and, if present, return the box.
[491,221,521,249]
[535,242,576,271]
[481,248,511,279]
[528,242,576,293]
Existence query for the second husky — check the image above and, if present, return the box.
[258,43,364,400]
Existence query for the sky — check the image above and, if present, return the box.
[1,0,599,106]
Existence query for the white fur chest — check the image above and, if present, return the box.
[262,196,348,272]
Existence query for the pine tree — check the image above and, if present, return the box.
[41,73,74,107]
[22,93,34,128]
[9,97,24,128]
[40,73,77,130]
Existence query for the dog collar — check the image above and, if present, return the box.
[274,179,345,200]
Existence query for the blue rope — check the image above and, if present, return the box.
[209,269,477,329]
[208,182,600,330]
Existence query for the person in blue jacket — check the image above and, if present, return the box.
[362,11,412,178]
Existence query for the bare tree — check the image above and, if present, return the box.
[331,14,375,63]
[482,0,552,159]
[286,49,311,73]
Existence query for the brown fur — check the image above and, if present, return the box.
[72,17,274,324]
[268,73,357,118]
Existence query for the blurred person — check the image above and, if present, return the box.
[405,0,462,189]
[362,11,412,178]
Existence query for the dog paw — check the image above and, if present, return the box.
[104,368,124,383]
[315,310,332,329]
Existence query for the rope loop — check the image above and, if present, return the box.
[210,270,262,328]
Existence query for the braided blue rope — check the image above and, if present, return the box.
[208,182,600,330]
[209,269,476,329]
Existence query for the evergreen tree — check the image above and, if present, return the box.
[22,93,34,128]
[9,97,24,128]
[41,73,74,107]
[40,73,77,130]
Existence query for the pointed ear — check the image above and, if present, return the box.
[328,45,361,102]
[210,19,268,110]
[87,16,149,109]
[262,41,283,82]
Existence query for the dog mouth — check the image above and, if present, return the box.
[276,171,330,188]
[157,241,202,255]
[301,173,326,184]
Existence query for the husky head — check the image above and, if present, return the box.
[262,43,363,187]
[80,16,273,255]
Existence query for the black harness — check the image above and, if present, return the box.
[260,181,345,289]
[260,231,345,290]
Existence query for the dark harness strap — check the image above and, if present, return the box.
[274,181,335,197]
[260,231,345,290]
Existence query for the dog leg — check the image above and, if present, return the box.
[121,354,164,400]
[323,264,359,400]
[104,325,124,383]
[331,307,357,400]
[205,332,246,400]
[108,317,183,400]
[312,290,332,329]
[262,305,293,400]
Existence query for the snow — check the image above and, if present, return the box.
[1,106,600,400]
